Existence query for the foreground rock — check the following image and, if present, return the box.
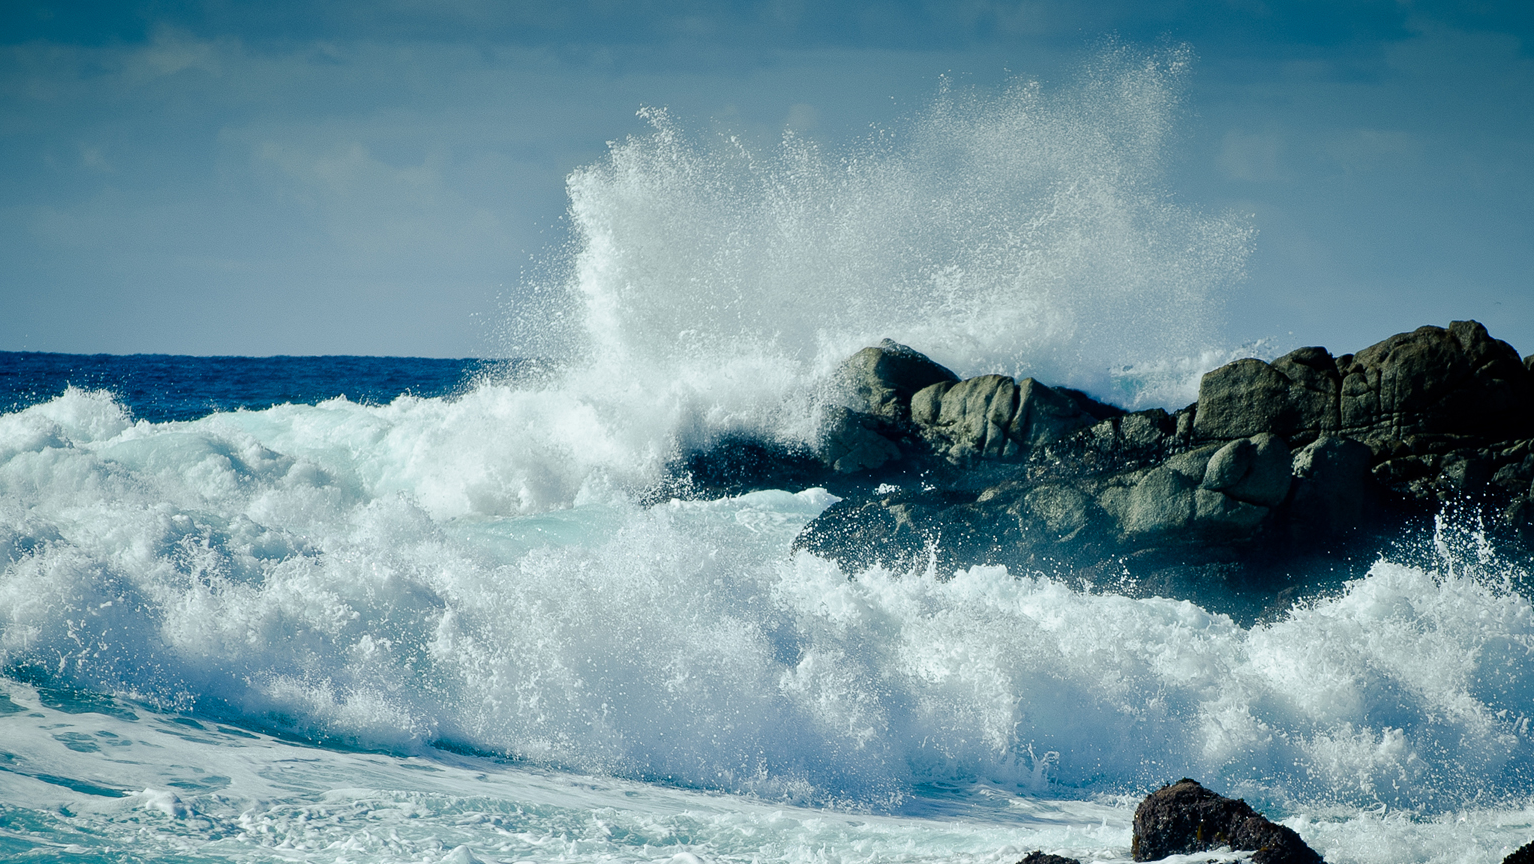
[655,320,1534,614]
[1016,853,1080,864]
[1507,840,1534,864]
[1132,779,1321,864]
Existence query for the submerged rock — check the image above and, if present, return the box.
[1131,778,1322,864]
[1016,852,1081,864]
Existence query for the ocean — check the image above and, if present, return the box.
[2,49,1533,862]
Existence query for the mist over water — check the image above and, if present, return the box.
[1,48,1532,864]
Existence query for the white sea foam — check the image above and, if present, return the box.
[1,387,1532,818]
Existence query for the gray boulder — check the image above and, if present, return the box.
[1105,435,1286,540]
[1336,320,1532,442]
[916,374,1022,461]
[1193,346,1342,442]
[1194,320,1533,448]
[913,374,1105,464]
[1194,357,1312,441]
[836,339,958,422]
[1203,432,1292,508]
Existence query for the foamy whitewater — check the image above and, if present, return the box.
[3,50,1533,862]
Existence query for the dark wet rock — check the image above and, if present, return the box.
[1336,320,1532,445]
[1505,839,1534,864]
[1016,852,1081,864]
[642,437,831,504]
[1288,437,1374,538]
[817,407,902,473]
[837,339,959,423]
[662,321,1534,613]
[1132,778,1322,864]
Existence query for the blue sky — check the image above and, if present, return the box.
[2,1,1532,359]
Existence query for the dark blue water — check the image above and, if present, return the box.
[0,352,489,422]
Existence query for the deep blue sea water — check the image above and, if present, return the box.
[0,352,486,423]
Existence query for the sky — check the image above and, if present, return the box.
[2,1,1532,359]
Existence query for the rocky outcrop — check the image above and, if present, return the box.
[662,320,1534,613]
[1132,779,1321,864]
[1016,853,1080,864]
[1193,321,1533,447]
[1505,840,1534,864]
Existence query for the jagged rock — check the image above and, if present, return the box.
[792,497,929,572]
[1132,778,1322,864]
[1289,437,1374,536]
[1020,484,1094,540]
[1017,852,1080,864]
[817,407,901,473]
[837,339,959,422]
[1438,450,1493,495]
[1505,839,1534,864]
[1271,346,1344,432]
[1505,498,1534,549]
[918,374,1024,462]
[1120,408,1174,454]
[1490,445,1534,493]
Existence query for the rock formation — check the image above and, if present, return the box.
[1506,840,1534,864]
[1132,779,1321,864]
[654,320,1534,614]
[1015,853,1080,864]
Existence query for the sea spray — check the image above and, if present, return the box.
[509,44,1253,432]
